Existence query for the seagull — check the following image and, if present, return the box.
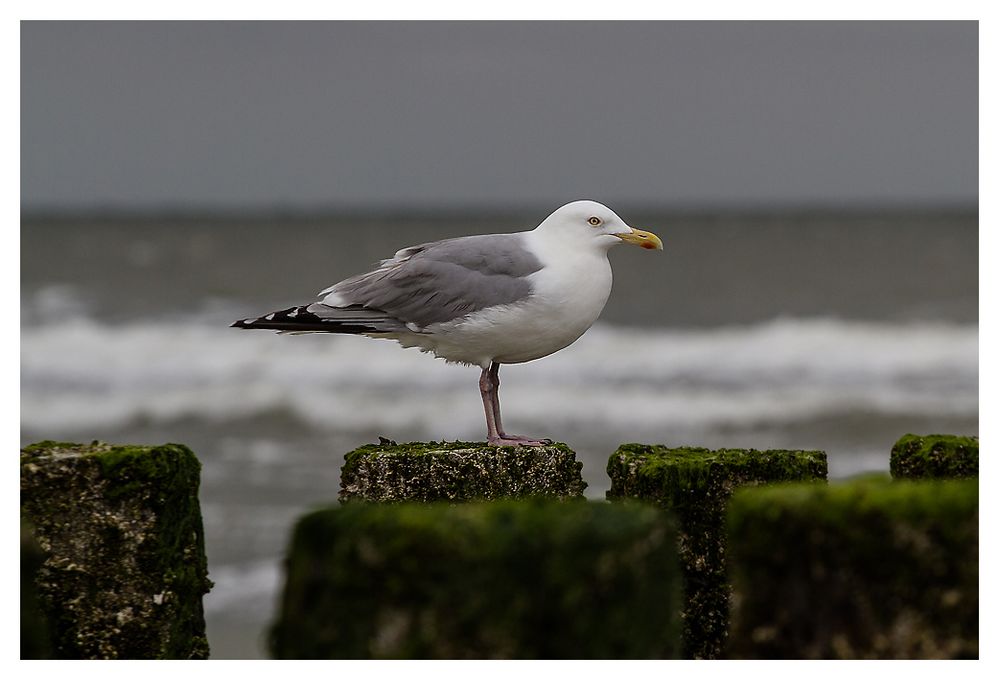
[232,200,662,446]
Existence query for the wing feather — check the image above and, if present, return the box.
[321,233,542,328]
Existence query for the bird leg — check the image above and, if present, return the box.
[480,362,552,447]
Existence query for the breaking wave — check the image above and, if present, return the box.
[21,314,978,436]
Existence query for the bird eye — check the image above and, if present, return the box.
[588,217,602,226]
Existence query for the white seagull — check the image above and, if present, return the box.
[233,200,663,446]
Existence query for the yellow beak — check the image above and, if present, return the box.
[615,228,663,251]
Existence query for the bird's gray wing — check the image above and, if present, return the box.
[320,233,544,328]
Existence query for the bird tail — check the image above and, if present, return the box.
[231,304,406,334]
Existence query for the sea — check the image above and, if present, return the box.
[20,207,979,658]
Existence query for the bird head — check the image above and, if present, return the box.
[535,200,663,252]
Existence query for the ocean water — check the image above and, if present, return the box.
[20,208,978,658]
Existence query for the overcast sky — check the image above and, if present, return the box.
[21,20,977,211]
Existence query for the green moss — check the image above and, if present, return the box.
[727,478,978,658]
[890,433,978,480]
[270,499,681,658]
[20,441,212,659]
[21,439,104,456]
[607,444,827,659]
[340,440,586,503]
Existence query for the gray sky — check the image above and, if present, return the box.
[21,20,977,211]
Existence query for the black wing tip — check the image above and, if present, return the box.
[230,304,403,334]
[230,305,374,333]
[231,306,307,330]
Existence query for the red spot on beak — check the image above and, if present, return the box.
[641,242,657,250]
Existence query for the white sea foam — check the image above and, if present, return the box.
[20,315,978,435]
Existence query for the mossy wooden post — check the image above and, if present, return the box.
[727,478,979,658]
[339,440,587,502]
[20,441,212,659]
[22,525,52,659]
[606,444,827,659]
[891,433,978,480]
[271,500,681,658]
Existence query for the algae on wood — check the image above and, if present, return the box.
[606,443,827,659]
[891,433,978,480]
[339,440,586,503]
[726,477,978,658]
[271,499,681,659]
[20,441,212,659]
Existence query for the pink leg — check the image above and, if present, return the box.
[480,362,552,447]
